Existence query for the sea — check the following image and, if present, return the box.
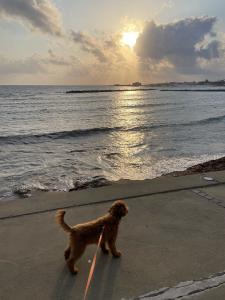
[1,84,225,201]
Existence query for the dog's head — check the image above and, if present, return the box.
[109,200,128,218]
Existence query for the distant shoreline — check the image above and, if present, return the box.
[66,88,225,94]
[160,89,225,92]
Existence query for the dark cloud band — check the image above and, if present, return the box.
[0,0,63,36]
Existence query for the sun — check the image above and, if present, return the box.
[121,31,139,48]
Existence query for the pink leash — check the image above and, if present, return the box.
[83,226,105,300]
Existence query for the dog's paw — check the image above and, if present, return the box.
[70,268,78,275]
[64,247,71,260]
[113,251,121,258]
[101,248,109,255]
[64,252,70,260]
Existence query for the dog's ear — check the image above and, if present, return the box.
[109,200,128,218]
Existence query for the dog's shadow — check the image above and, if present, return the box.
[89,253,121,300]
[51,264,78,300]
[51,253,121,300]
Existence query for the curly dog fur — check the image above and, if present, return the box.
[56,200,128,274]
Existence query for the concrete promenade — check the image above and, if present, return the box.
[1,171,225,299]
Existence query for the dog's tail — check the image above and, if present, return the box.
[55,210,73,233]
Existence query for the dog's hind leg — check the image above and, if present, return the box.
[64,246,71,260]
[67,257,77,275]
[67,242,86,275]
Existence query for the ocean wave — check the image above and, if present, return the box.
[149,114,225,129]
[13,182,48,197]
[0,127,123,145]
[125,114,225,131]
[179,114,225,127]
[1,114,225,145]
[119,102,176,109]
[13,176,110,197]
[69,176,110,191]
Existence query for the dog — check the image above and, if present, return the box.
[56,200,128,274]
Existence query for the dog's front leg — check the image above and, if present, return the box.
[108,238,121,257]
[100,240,109,254]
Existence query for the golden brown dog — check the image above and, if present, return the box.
[56,200,128,274]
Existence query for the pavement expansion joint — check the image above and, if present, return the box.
[131,270,225,300]
[192,189,225,209]
[1,180,225,221]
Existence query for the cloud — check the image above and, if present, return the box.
[0,0,63,36]
[46,49,70,66]
[135,16,220,74]
[0,55,45,75]
[0,50,71,76]
[71,31,108,63]
[154,0,174,17]
[71,30,129,66]
[198,40,220,59]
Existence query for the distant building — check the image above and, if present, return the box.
[132,82,142,87]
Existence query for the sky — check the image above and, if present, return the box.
[0,0,225,85]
